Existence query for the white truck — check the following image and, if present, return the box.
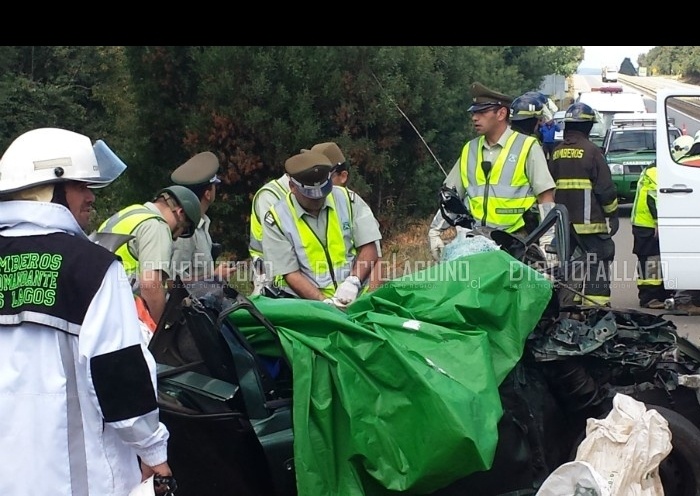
[656,88,700,290]
[602,66,619,83]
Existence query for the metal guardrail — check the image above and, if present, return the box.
[618,75,700,118]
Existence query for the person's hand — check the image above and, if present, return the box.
[428,228,445,262]
[608,216,620,236]
[334,275,361,304]
[140,460,172,481]
[539,229,558,267]
[215,262,237,281]
[250,270,269,296]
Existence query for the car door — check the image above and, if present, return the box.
[656,88,700,290]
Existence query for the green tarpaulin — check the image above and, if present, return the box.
[228,250,552,495]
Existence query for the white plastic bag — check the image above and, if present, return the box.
[574,393,672,496]
[536,460,610,496]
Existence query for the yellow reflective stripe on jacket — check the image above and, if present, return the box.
[572,222,609,234]
[631,166,657,228]
[460,132,536,232]
[584,295,611,306]
[270,187,355,297]
[97,204,162,276]
[602,198,619,215]
[556,178,592,190]
[555,176,616,234]
[637,277,663,286]
[249,180,288,259]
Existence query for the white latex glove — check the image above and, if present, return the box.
[538,202,558,268]
[323,297,348,310]
[250,270,270,296]
[428,228,445,262]
[334,275,361,304]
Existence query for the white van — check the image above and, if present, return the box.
[656,88,700,289]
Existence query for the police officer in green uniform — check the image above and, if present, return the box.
[306,142,385,291]
[262,151,382,306]
[631,163,672,309]
[96,185,201,327]
[171,151,236,282]
[428,82,556,261]
[549,102,619,307]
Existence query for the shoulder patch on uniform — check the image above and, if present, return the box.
[264,211,275,225]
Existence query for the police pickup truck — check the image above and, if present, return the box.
[657,88,700,291]
[603,112,681,202]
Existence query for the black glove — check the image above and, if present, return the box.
[608,216,619,236]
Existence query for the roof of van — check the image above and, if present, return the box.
[576,91,647,113]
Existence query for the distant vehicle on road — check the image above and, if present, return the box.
[602,66,619,82]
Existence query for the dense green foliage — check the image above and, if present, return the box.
[642,46,700,80]
[0,46,584,258]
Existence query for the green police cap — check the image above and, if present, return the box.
[285,151,333,199]
[467,82,513,113]
[171,151,221,186]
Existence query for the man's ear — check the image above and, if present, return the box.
[204,185,214,202]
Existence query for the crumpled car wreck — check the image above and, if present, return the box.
[148,246,700,496]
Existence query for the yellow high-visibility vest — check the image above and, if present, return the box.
[460,132,536,233]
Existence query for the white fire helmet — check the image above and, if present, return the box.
[672,135,694,161]
[0,127,126,194]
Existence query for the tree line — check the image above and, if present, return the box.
[0,46,585,258]
[639,46,700,81]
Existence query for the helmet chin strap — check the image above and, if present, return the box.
[162,194,190,237]
[51,183,69,207]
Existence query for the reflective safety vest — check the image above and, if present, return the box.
[631,165,657,229]
[97,205,164,277]
[249,179,289,259]
[460,132,537,232]
[268,187,356,297]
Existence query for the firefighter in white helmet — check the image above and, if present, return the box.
[671,135,694,161]
[0,128,172,495]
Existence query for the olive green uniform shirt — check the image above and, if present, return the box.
[129,202,174,291]
[262,188,382,277]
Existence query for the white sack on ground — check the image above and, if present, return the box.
[574,393,672,496]
[536,460,610,496]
